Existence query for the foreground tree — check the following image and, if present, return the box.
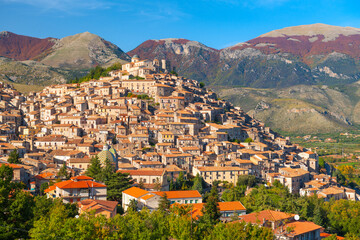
[158,193,171,213]
[105,172,133,203]
[192,173,204,194]
[8,149,21,164]
[86,156,102,180]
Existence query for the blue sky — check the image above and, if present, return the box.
[1,0,360,51]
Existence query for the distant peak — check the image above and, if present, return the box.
[0,31,11,36]
[258,23,360,42]
[152,38,191,44]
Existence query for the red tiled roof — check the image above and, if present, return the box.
[0,163,22,169]
[52,180,106,189]
[275,221,322,237]
[122,187,149,198]
[154,190,201,199]
[239,210,295,224]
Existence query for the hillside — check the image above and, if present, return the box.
[40,32,130,69]
[0,57,70,86]
[216,84,360,134]
[0,31,130,86]
[129,24,360,88]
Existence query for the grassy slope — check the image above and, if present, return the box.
[216,84,360,134]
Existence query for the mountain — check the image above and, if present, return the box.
[129,24,360,88]
[0,31,130,70]
[0,31,130,88]
[128,38,220,81]
[0,31,55,61]
[216,83,360,134]
[40,32,130,69]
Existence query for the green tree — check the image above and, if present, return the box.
[318,157,325,169]
[86,156,102,180]
[105,172,133,203]
[29,200,74,239]
[8,149,21,164]
[313,203,325,226]
[158,193,171,212]
[40,182,49,195]
[244,137,253,143]
[237,175,256,187]
[57,163,69,179]
[192,173,204,194]
[199,82,205,88]
[127,199,138,212]
[201,186,220,225]
[205,221,273,240]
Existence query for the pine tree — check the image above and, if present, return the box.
[8,149,21,164]
[313,204,325,226]
[202,185,220,225]
[86,156,102,180]
[192,173,204,194]
[158,193,171,212]
[105,172,133,203]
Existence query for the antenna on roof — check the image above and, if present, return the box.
[294,215,300,221]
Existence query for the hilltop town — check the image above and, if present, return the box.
[0,55,356,239]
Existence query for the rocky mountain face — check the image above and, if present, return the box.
[129,24,360,88]
[128,38,220,81]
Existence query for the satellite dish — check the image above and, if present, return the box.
[294,215,300,221]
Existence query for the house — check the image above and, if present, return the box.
[44,176,107,203]
[274,221,322,240]
[267,168,310,194]
[153,190,202,204]
[122,187,161,211]
[78,199,118,218]
[193,166,249,186]
[121,187,202,211]
[238,210,322,240]
[117,168,169,191]
[0,162,29,184]
[183,201,246,221]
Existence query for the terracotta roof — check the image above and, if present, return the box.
[276,221,322,237]
[218,201,246,211]
[154,190,201,199]
[320,233,345,240]
[239,210,295,224]
[70,176,94,180]
[140,193,156,200]
[44,185,56,193]
[52,180,106,189]
[0,163,22,169]
[122,187,149,198]
[79,199,118,212]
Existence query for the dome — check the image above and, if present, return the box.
[109,146,117,157]
[97,144,117,166]
[132,55,139,59]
